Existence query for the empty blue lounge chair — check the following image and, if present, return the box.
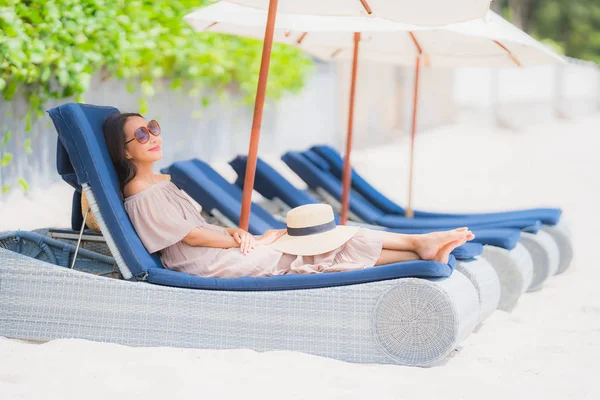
[311,145,572,274]
[282,150,562,297]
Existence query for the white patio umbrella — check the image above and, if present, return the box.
[199,0,491,230]
[292,12,564,216]
[186,2,562,223]
[227,0,492,26]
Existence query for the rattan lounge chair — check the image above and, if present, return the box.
[0,103,479,367]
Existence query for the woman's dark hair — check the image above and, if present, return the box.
[103,112,143,194]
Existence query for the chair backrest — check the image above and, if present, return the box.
[49,103,163,278]
[311,145,405,215]
[229,156,318,208]
[282,151,385,224]
[163,159,285,235]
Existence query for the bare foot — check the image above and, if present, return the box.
[433,236,468,264]
[414,228,473,260]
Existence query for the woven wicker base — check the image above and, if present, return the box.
[541,221,573,275]
[481,244,534,312]
[0,248,479,367]
[455,257,500,324]
[521,231,560,292]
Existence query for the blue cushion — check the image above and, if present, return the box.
[147,255,456,291]
[230,155,319,208]
[311,145,406,214]
[282,151,385,224]
[296,149,544,231]
[302,150,330,172]
[470,228,522,250]
[48,103,163,278]
[311,144,562,225]
[375,213,542,231]
[450,242,482,260]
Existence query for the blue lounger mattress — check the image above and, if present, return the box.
[147,256,456,291]
[282,151,543,231]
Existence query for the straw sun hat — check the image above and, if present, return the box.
[269,204,359,256]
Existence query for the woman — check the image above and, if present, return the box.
[104,112,474,278]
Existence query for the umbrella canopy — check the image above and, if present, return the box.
[185,3,563,68]
[227,0,492,26]
[205,0,492,229]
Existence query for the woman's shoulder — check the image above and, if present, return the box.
[123,174,171,199]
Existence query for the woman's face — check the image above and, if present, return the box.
[123,116,163,163]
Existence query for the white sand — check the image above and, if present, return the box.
[1,114,599,399]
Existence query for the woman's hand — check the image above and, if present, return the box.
[257,229,287,246]
[232,229,256,254]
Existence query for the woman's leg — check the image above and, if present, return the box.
[371,228,473,260]
[375,249,420,266]
[375,237,467,265]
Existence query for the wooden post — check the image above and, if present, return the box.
[239,0,279,231]
[406,55,421,218]
[340,32,361,225]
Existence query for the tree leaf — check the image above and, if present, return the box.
[1,130,11,148]
[1,153,13,167]
[24,138,32,154]
[18,178,29,192]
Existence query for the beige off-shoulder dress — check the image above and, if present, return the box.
[123,180,383,278]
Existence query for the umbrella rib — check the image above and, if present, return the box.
[297,32,308,44]
[408,32,423,55]
[330,48,343,58]
[205,22,218,30]
[359,0,373,14]
[493,40,522,67]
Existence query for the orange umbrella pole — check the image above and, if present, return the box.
[406,55,421,218]
[239,0,279,231]
[340,32,361,225]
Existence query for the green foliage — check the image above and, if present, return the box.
[0,0,313,195]
[23,138,32,154]
[0,0,313,114]
[17,177,29,192]
[531,0,600,63]
[0,153,13,167]
[1,130,10,147]
[494,0,600,63]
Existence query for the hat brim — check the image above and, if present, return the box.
[269,225,361,256]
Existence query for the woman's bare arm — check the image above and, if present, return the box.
[222,226,259,238]
[182,227,240,249]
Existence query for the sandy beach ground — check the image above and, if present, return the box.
[1,114,599,399]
